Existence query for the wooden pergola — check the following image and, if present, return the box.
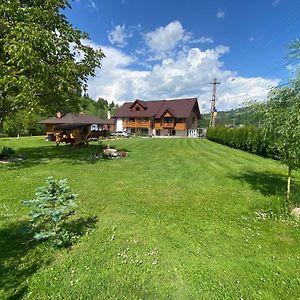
[39,113,115,145]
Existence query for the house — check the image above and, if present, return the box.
[113,98,200,137]
[39,112,115,145]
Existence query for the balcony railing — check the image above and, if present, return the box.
[124,121,150,128]
[163,123,175,128]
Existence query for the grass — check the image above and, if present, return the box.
[0,136,300,299]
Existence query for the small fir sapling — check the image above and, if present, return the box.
[22,176,77,245]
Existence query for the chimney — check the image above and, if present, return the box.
[107,111,111,119]
[56,111,62,118]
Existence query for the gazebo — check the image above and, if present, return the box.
[39,112,115,145]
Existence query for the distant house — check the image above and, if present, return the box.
[39,112,115,145]
[113,98,200,137]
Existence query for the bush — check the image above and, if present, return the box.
[22,177,78,246]
[0,146,17,159]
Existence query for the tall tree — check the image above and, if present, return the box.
[289,39,300,89]
[0,0,104,131]
[260,87,300,200]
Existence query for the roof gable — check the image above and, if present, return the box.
[161,108,176,118]
[129,99,147,110]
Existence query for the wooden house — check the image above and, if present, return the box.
[113,98,200,137]
[39,113,115,145]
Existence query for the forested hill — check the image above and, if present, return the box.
[199,106,263,127]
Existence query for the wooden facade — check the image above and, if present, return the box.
[39,113,116,145]
[113,98,201,137]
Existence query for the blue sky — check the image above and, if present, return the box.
[65,0,300,112]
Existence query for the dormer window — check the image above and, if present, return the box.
[136,107,140,111]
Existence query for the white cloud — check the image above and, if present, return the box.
[143,21,213,61]
[217,11,225,18]
[88,0,97,10]
[286,63,299,76]
[215,45,230,54]
[272,0,280,6]
[83,40,279,112]
[108,24,131,48]
[145,21,188,52]
[191,36,214,44]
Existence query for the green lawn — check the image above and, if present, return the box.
[1,137,300,299]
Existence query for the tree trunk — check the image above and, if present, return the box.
[0,112,4,136]
[287,166,292,201]
[0,92,6,135]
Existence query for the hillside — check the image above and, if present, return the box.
[199,106,263,127]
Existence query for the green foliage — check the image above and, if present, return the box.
[3,111,44,137]
[22,177,78,246]
[207,126,268,156]
[0,0,104,130]
[201,105,263,128]
[80,95,120,118]
[289,39,300,89]
[0,146,16,159]
[259,87,300,170]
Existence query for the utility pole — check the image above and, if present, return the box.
[209,78,220,127]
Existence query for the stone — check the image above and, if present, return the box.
[291,207,300,218]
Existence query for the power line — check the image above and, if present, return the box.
[239,8,300,62]
[220,82,291,103]
[222,8,300,93]
[250,11,300,59]
[228,58,291,91]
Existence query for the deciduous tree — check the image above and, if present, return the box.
[260,87,300,200]
[0,0,104,131]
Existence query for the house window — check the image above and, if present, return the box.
[136,107,140,111]
[176,118,184,123]
[164,117,173,123]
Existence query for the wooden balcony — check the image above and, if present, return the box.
[155,122,186,130]
[175,123,186,130]
[124,121,151,128]
[163,123,175,128]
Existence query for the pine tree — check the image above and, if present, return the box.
[22,177,77,246]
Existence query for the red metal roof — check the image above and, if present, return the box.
[113,98,200,119]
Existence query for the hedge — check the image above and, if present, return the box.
[207,126,270,157]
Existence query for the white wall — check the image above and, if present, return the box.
[176,130,188,137]
[116,118,123,131]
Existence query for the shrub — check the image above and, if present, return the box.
[207,126,269,157]
[0,146,16,159]
[22,177,78,246]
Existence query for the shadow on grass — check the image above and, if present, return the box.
[0,216,98,299]
[0,221,49,299]
[64,215,99,241]
[3,143,107,169]
[232,170,287,196]
[232,170,300,206]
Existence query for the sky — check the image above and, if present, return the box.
[65,0,300,112]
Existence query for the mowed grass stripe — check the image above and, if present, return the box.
[0,137,299,299]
